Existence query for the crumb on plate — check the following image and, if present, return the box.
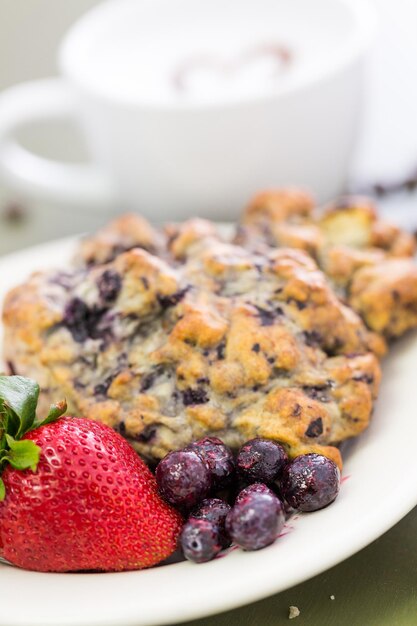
[289,605,300,619]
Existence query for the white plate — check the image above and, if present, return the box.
[0,237,417,626]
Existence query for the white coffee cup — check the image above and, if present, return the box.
[0,0,375,222]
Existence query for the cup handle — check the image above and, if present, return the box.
[0,78,117,209]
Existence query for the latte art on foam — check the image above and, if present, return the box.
[67,0,360,109]
[172,43,293,99]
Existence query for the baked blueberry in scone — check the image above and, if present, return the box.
[237,189,417,339]
[2,215,385,470]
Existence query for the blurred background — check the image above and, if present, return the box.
[0,0,416,254]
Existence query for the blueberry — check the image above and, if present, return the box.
[180,518,222,563]
[226,491,285,551]
[157,286,190,309]
[188,437,235,489]
[63,297,90,342]
[236,438,288,484]
[254,305,276,326]
[135,425,157,443]
[189,498,231,548]
[280,453,340,512]
[156,449,212,510]
[181,388,209,406]
[63,298,108,343]
[235,483,294,518]
[235,482,276,505]
[97,270,122,303]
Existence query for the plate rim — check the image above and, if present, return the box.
[0,235,417,626]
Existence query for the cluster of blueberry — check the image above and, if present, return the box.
[155,437,340,563]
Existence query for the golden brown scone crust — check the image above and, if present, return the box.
[2,215,385,469]
[77,213,163,266]
[319,197,416,256]
[349,259,417,338]
[240,190,417,338]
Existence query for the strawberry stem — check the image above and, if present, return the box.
[0,376,67,501]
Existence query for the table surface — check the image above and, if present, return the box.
[1,1,417,625]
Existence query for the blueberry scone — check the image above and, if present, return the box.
[2,218,385,469]
[237,189,417,339]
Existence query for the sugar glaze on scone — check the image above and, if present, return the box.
[3,218,384,469]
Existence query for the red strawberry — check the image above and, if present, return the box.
[0,377,182,572]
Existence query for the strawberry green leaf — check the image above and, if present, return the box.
[0,376,40,438]
[0,405,20,443]
[35,399,67,429]
[0,477,5,501]
[4,434,40,472]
